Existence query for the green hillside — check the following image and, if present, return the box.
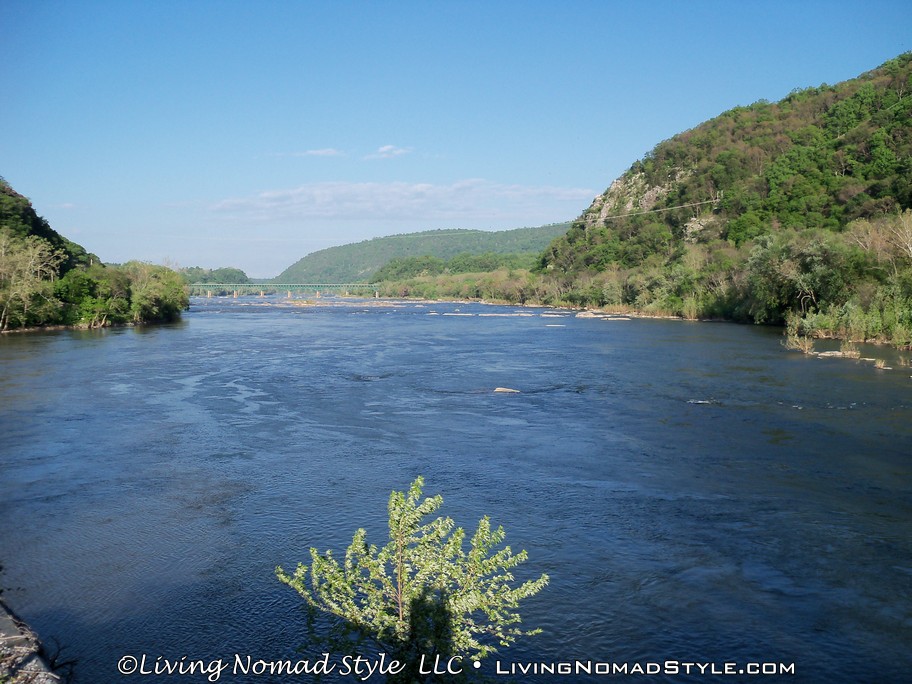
[273,223,571,282]
[531,53,912,343]
[545,53,912,268]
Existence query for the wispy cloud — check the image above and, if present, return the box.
[365,144,412,159]
[303,148,345,157]
[211,179,595,224]
[272,148,345,158]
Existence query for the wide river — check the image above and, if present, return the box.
[1,297,910,683]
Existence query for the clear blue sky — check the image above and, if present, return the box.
[2,0,910,278]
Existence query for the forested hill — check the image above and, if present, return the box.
[535,52,912,342]
[0,177,96,271]
[273,223,571,282]
[565,53,910,254]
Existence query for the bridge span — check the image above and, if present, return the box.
[189,282,379,298]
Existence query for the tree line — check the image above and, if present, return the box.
[0,227,189,331]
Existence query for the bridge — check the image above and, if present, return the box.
[188,282,379,298]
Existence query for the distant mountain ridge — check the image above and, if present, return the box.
[273,223,572,282]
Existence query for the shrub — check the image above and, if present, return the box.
[276,477,548,680]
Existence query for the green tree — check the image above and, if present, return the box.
[0,229,64,330]
[75,264,132,327]
[276,477,548,680]
[122,261,189,323]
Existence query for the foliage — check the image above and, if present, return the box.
[122,261,189,323]
[276,477,548,680]
[782,313,815,354]
[0,229,64,330]
[745,229,858,324]
[0,233,189,331]
[54,263,132,327]
[274,224,571,283]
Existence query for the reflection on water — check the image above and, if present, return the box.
[1,297,910,682]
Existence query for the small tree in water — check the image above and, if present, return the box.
[276,477,548,680]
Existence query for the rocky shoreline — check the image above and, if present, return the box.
[0,600,58,683]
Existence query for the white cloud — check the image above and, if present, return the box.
[211,179,595,224]
[365,144,412,159]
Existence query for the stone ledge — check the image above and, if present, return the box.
[0,600,59,683]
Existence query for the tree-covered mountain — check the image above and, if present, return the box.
[0,177,188,331]
[272,223,571,282]
[528,52,912,344]
[545,53,911,268]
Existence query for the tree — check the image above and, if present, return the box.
[63,264,132,328]
[121,261,189,323]
[276,477,548,680]
[888,209,912,261]
[0,229,64,330]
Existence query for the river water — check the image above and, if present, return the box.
[1,297,910,683]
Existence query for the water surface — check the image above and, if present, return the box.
[1,298,910,682]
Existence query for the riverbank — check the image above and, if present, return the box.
[372,265,912,350]
[0,600,58,683]
[0,316,186,336]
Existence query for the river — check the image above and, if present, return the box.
[1,297,910,682]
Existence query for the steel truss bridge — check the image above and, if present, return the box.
[189,283,379,297]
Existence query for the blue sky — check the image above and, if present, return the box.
[2,1,910,278]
